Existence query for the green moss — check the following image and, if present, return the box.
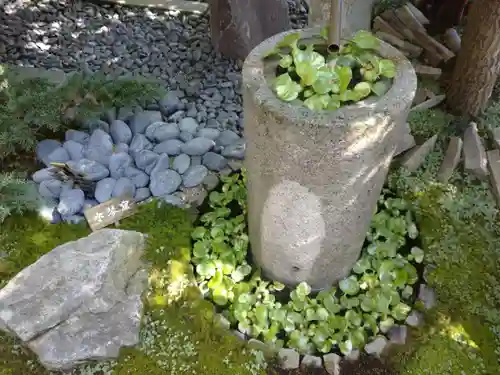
[0,202,266,375]
[395,311,487,375]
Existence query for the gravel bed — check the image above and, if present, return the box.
[0,1,307,138]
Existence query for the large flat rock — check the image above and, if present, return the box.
[0,229,148,370]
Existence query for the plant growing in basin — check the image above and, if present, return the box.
[267,30,397,111]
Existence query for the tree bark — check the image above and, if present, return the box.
[446,0,500,116]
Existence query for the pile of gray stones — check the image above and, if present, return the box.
[0,0,307,223]
[33,99,245,223]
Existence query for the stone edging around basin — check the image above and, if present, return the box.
[210,267,437,374]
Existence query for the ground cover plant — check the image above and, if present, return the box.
[268,31,396,111]
[189,171,424,356]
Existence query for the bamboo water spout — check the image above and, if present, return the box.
[328,0,342,49]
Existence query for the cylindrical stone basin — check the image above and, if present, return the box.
[242,27,417,290]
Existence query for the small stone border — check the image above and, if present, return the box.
[88,0,208,14]
[209,267,437,374]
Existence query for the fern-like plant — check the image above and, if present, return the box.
[0,65,164,160]
[0,172,40,223]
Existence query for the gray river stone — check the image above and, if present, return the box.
[109,152,133,179]
[63,140,85,161]
[154,139,184,155]
[173,154,191,174]
[65,130,89,145]
[182,165,208,188]
[110,120,133,145]
[57,188,85,216]
[95,178,117,203]
[181,137,215,156]
[150,169,182,196]
[67,159,109,181]
[85,129,114,166]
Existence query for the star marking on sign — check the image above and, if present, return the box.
[94,212,104,223]
[107,205,118,217]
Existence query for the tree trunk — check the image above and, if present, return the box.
[446,0,500,116]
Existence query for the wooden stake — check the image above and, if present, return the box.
[414,64,442,79]
[395,5,427,33]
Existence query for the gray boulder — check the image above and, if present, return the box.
[39,179,63,199]
[216,130,241,147]
[63,141,85,161]
[36,140,62,166]
[221,140,245,159]
[150,169,182,196]
[129,134,153,155]
[95,178,117,203]
[65,130,89,144]
[181,137,215,156]
[182,165,208,188]
[57,188,85,216]
[115,143,129,154]
[134,187,151,202]
[203,152,228,171]
[179,131,194,143]
[134,150,159,172]
[150,154,172,175]
[109,153,133,179]
[46,147,70,166]
[173,154,191,174]
[198,128,221,140]
[110,120,132,145]
[130,110,163,134]
[125,167,150,188]
[67,159,109,181]
[112,177,136,198]
[146,122,180,142]
[85,129,114,166]
[179,117,199,134]
[0,230,147,370]
[159,92,184,116]
[32,168,55,184]
[154,139,184,155]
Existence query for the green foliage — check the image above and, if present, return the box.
[191,173,423,356]
[0,172,40,223]
[407,108,455,141]
[372,0,408,17]
[0,67,164,159]
[268,31,396,111]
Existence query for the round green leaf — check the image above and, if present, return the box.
[353,256,372,274]
[351,31,380,50]
[411,247,425,263]
[340,276,360,296]
[279,54,293,68]
[196,261,216,278]
[371,80,391,96]
[353,82,371,99]
[274,73,302,101]
[379,317,395,333]
[392,302,411,321]
[212,286,229,306]
[304,94,330,111]
[191,227,207,240]
[379,59,396,78]
[335,66,353,93]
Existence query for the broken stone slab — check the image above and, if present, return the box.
[364,336,388,356]
[418,284,437,309]
[388,325,407,345]
[323,353,341,375]
[209,0,290,60]
[486,149,500,206]
[490,127,500,150]
[395,122,416,156]
[401,135,438,172]
[278,348,300,369]
[463,122,489,180]
[0,229,147,370]
[301,354,322,368]
[411,94,446,111]
[438,136,463,183]
[346,349,360,361]
[405,310,424,327]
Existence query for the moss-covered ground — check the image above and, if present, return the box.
[1,103,500,374]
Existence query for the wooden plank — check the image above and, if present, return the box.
[406,2,430,25]
[84,196,137,231]
[395,5,427,33]
[375,31,422,57]
[372,16,405,40]
[414,64,442,79]
[380,10,419,44]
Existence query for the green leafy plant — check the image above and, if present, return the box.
[190,172,424,356]
[0,66,164,160]
[0,172,40,223]
[267,30,396,111]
